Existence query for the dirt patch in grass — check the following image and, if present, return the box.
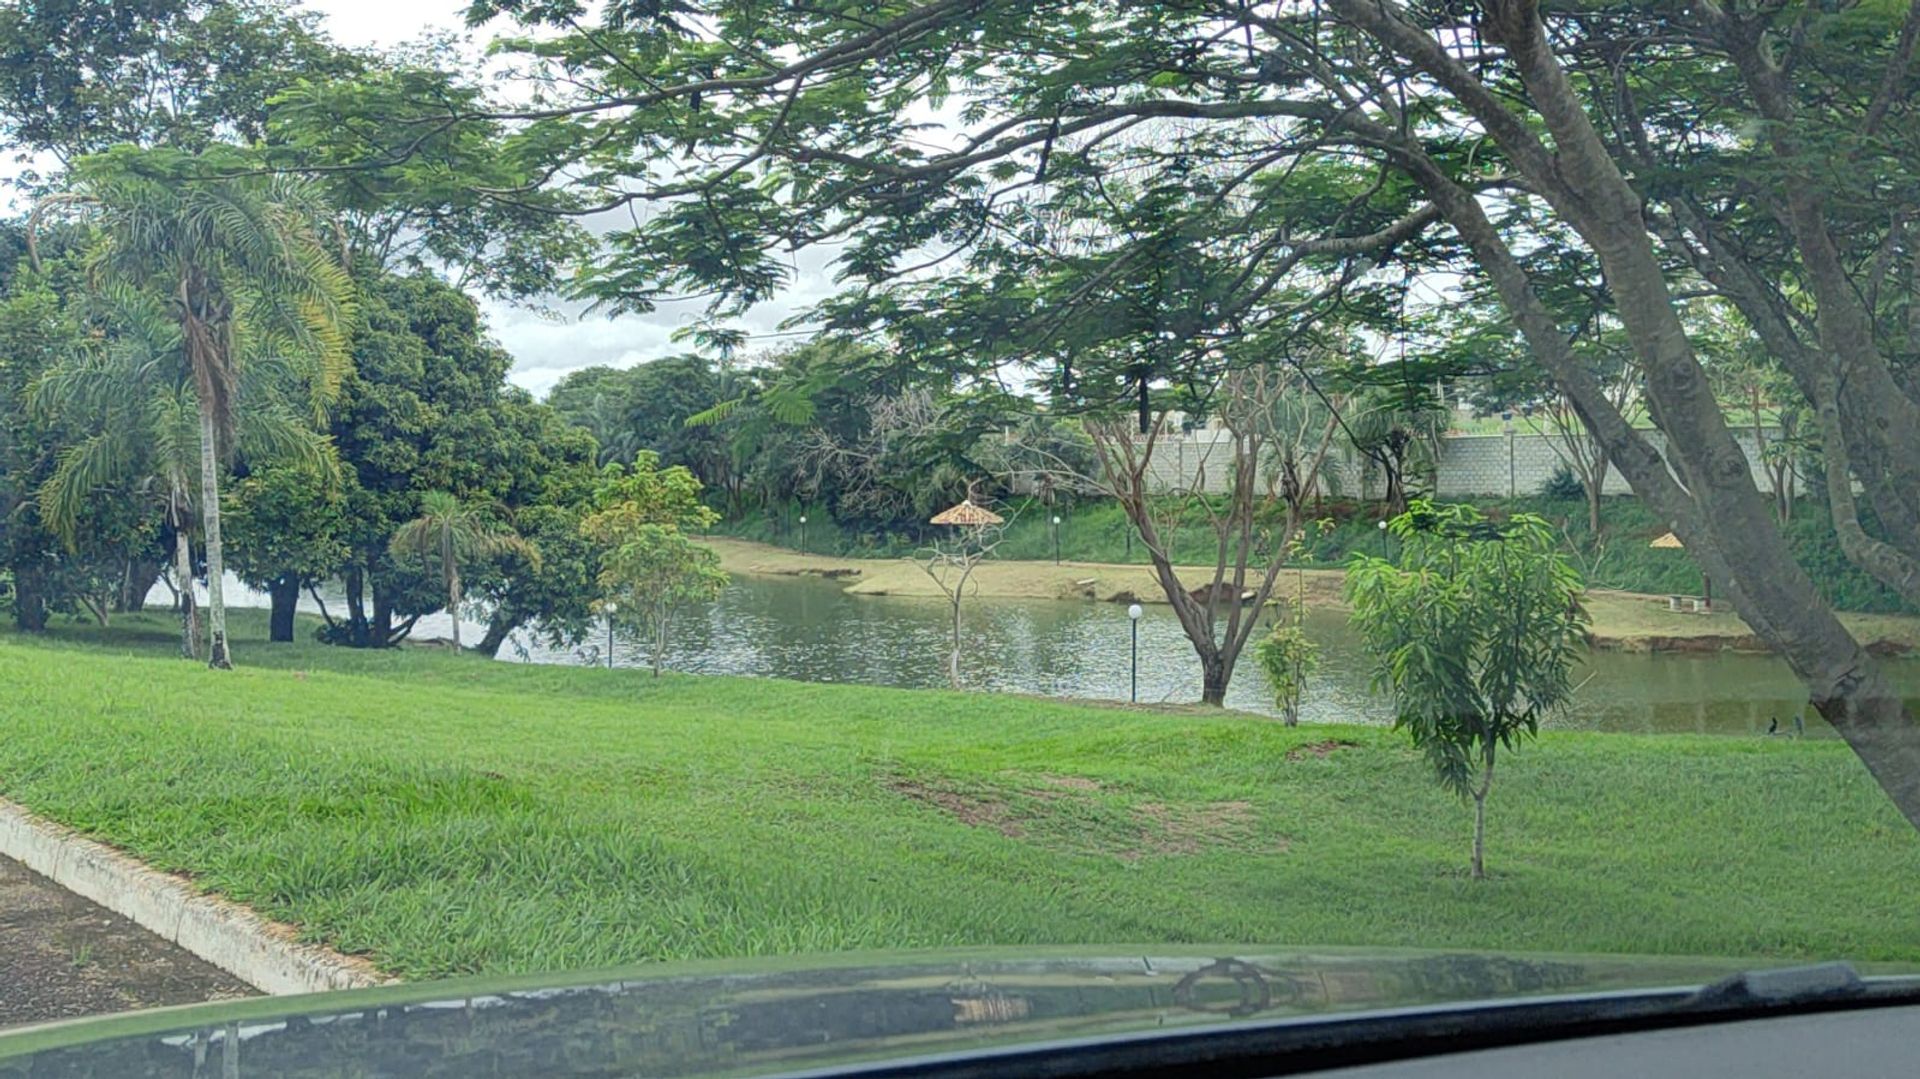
[1030,773,1103,792]
[887,779,1025,838]
[892,774,1277,859]
[1285,739,1358,761]
[1130,800,1274,858]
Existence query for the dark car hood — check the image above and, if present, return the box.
[0,946,1874,1078]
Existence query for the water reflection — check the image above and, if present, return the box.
[167,571,1904,737]
[502,575,1899,737]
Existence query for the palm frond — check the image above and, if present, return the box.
[37,430,139,550]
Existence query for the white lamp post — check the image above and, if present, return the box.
[798,513,808,554]
[1377,518,1388,559]
[1051,514,1062,564]
[1127,603,1144,703]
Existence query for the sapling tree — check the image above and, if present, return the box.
[1253,524,1327,728]
[579,453,728,676]
[1345,502,1587,878]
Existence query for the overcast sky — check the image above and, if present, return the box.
[307,0,825,397]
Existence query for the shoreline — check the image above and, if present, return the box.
[705,537,1920,657]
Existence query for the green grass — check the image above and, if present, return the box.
[3,609,1919,980]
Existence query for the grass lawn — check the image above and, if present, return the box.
[3,609,1918,981]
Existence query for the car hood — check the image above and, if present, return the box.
[0,946,1892,1078]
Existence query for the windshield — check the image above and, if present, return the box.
[3,0,1919,1073]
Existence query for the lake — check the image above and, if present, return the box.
[504,574,1876,737]
[172,570,1894,736]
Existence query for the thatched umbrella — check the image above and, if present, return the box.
[929,500,1005,527]
[1650,531,1711,610]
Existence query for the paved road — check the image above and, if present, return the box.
[0,855,255,1027]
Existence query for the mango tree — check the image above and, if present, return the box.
[1346,502,1587,878]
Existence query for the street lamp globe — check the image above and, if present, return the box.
[1128,603,1143,621]
[1377,520,1387,531]
[1052,515,1061,525]
[798,515,807,525]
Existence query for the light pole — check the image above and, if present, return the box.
[604,602,617,669]
[1127,603,1143,703]
[1051,514,1062,565]
[798,514,808,554]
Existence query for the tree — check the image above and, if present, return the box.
[47,145,353,667]
[1253,526,1327,727]
[224,463,348,643]
[343,0,1920,826]
[0,242,89,634]
[388,491,536,652]
[579,454,727,676]
[1346,502,1587,878]
[917,506,1006,690]
[325,270,589,649]
[1343,384,1448,516]
[462,419,603,658]
[1068,364,1339,706]
[548,355,723,471]
[0,0,358,172]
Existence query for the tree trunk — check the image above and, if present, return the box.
[947,592,964,690]
[1200,655,1229,707]
[476,617,517,658]
[651,601,667,677]
[1587,446,1607,535]
[345,561,368,646]
[371,581,396,647]
[11,562,48,632]
[1330,0,1920,832]
[1470,791,1488,880]
[172,520,199,660]
[1471,753,1495,880]
[268,574,299,643]
[197,407,231,669]
[445,545,463,651]
[119,556,161,613]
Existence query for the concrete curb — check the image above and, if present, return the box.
[0,797,392,995]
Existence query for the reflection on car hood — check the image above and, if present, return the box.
[0,946,1842,1077]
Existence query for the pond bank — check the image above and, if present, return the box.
[705,538,1920,656]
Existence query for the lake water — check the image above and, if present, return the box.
[178,571,1902,736]
[509,575,1882,737]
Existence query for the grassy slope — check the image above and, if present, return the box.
[2,610,1918,981]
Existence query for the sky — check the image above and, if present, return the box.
[305,0,827,397]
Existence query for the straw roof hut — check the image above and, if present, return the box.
[929,500,1004,527]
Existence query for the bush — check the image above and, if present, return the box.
[1253,624,1319,727]
[1539,465,1585,502]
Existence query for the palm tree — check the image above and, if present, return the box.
[35,146,355,668]
[31,285,340,660]
[388,491,538,651]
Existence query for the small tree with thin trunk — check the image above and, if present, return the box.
[588,525,728,676]
[388,491,536,651]
[577,453,727,676]
[1345,502,1586,879]
[916,502,1006,690]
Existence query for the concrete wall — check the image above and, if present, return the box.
[1130,426,1789,501]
